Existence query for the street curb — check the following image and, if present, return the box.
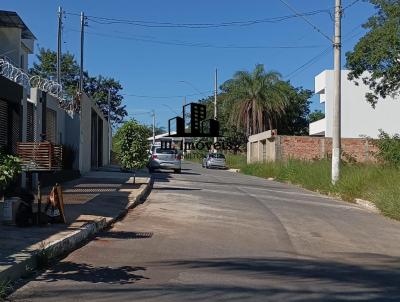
[0,176,153,284]
[355,198,380,213]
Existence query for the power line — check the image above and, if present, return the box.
[283,24,365,80]
[121,90,213,99]
[342,0,362,12]
[67,27,325,49]
[277,0,333,43]
[284,47,332,80]
[65,9,331,29]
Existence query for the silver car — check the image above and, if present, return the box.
[202,153,226,169]
[148,147,181,173]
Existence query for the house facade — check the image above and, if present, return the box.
[0,10,35,154]
[1,11,110,177]
[310,70,400,138]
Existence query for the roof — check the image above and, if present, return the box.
[0,11,36,40]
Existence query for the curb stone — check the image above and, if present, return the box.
[0,177,153,284]
[355,198,380,213]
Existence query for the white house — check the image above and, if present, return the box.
[310,70,400,138]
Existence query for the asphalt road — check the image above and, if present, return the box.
[8,162,400,301]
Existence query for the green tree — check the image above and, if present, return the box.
[275,82,313,136]
[309,110,325,123]
[85,76,127,124]
[30,48,127,124]
[346,0,400,107]
[221,64,288,136]
[114,120,149,183]
[30,48,82,97]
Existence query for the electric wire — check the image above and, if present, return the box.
[277,0,333,43]
[65,9,332,29]
[67,27,325,49]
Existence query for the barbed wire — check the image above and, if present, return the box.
[0,57,80,115]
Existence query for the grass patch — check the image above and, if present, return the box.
[225,155,400,221]
[0,280,12,300]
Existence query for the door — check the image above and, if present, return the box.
[46,108,57,143]
[0,99,8,150]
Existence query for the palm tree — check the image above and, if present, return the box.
[222,64,288,136]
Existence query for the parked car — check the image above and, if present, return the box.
[148,147,181,173]
[202,153,226,169]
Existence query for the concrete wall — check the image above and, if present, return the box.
[248,132,378,164]
[312,70,400,138]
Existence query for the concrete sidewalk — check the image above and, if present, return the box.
[0,166,152,283]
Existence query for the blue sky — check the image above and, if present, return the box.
[2,0,374,129]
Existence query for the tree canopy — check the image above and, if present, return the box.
[346,0,400,107]
[30,48,127,124]
[199,64,313,140]
[220,64,288,136]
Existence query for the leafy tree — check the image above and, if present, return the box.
[275,82,313,136]
[114,120,149,183]
[309,110,325,123]
[346,0,400,107]
[85,76,127,124]
[30,48,82,97]
[221,64,288,136]
[30,48,127,124]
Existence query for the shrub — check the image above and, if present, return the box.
[114,120,149,182]
[374,130,400,166]
[0,149,21,197]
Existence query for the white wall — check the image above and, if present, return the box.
[315,70,400,138]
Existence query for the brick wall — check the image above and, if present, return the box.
[277,136,378,162]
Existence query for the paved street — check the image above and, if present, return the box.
[8,162,400,302]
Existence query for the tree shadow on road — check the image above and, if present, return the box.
[37,261,148,284]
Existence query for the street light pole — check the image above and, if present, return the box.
[332,0,342,184]
[56,6,62,85]
[152,110,156,145]
[79,12,85,92]
[214,68,218,144]
[182,96,186,156]
[108,89,112,165]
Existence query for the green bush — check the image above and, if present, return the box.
[374,130,400,166]
[0,149,21,196]
[113,120,149,173]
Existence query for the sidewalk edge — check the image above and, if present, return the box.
[0,176,153,284]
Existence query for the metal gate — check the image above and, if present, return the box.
[0,99,8,149]
[46,108,57,143]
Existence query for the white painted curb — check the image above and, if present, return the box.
[355,198,380,213]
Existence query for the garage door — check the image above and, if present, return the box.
[0,99,8,149]
[46,108,57,143]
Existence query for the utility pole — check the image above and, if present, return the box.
[332,0,342,184]
[152,110,156,145]
[108,89,112,164]
[56,6,62,85]
[182,96,186,156]
[79,12,85,92]
[214,68,218,144]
